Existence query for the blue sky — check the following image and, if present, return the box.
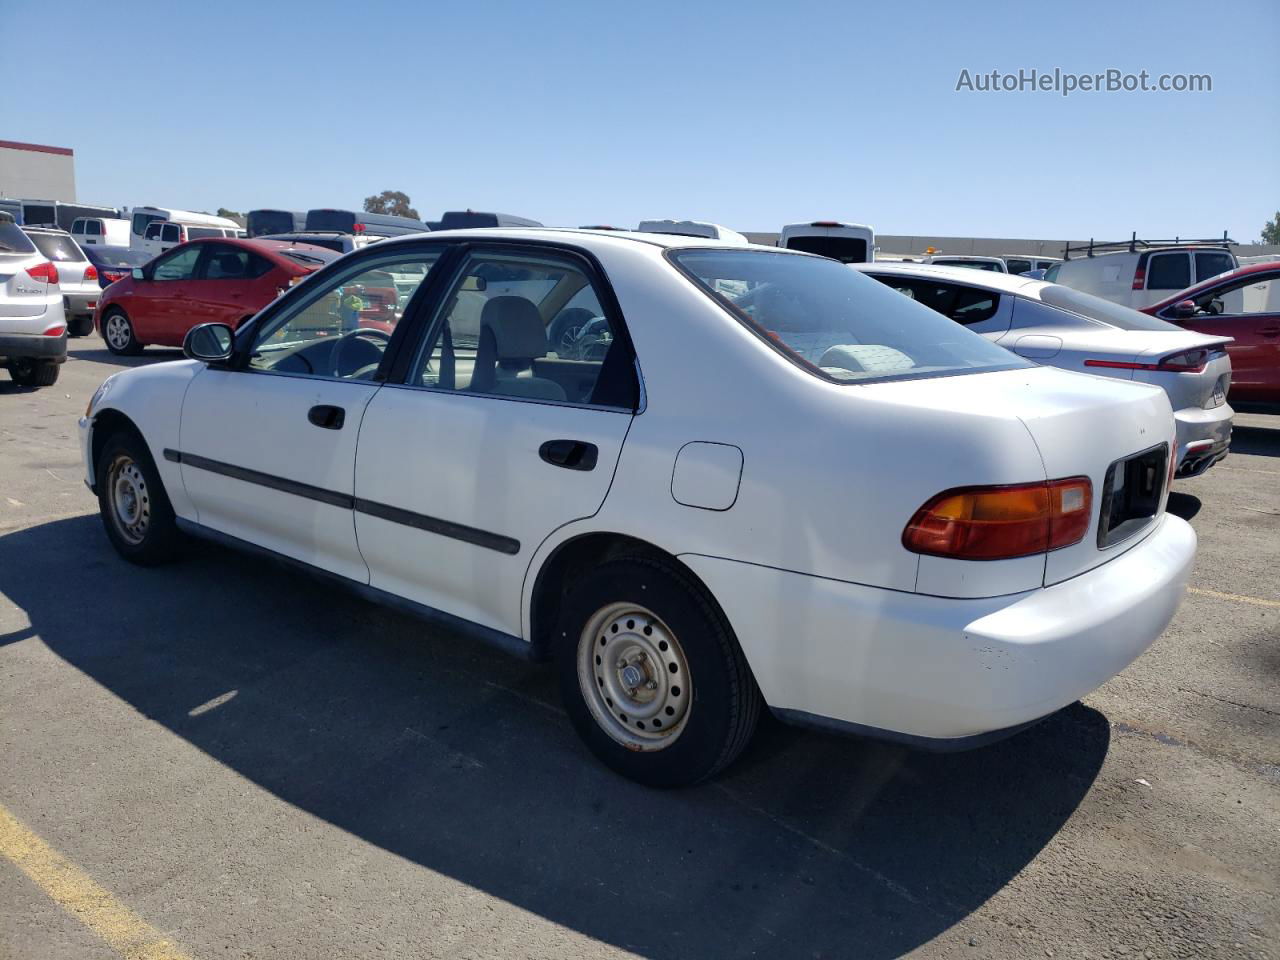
[3,0,1277,240]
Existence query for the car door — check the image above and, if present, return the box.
[1172,270,1280,403]
[129,243,209,344]
[186,242,275,327]
[353,243,640,638]
[177,245,447,582]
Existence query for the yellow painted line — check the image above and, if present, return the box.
[0,803,194,960]
[1215,465,1280,477]
[1188,586,1280,609]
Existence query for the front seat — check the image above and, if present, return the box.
[470,296,567,401]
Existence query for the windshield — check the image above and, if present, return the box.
[280,247,340,267]
[26,232,84,262]
[672,250,1029,384]
[1039,284,1183,332]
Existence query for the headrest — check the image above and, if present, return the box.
[214,253,244,277]
[480,296,547,361]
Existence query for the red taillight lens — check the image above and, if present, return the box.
[1132,264,1146,290]
[83,264,98,282]
[903,477,1093,560]
[26,261,59,285]
[353,223,365,232]
[1157,348,1210,372]
[43,324,66,337]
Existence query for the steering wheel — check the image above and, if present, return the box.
[330,327,392,378]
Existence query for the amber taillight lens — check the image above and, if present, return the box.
[902,478,1093,560]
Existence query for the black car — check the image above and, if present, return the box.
[81,245,152,289]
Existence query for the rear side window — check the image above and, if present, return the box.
[1195,252,1234,282]
[1146,253,1190,290]
[673,250,1026,384]
[0,222,37,254]
[26,232,84,262]
[187,226,221,240]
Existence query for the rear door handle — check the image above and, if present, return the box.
[307,404,346,430]
[1261,326,1280,337]
[539,439,598,471]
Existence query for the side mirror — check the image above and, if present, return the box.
[1173,299,1196,319]
[183,322,235,363]
[131,267,145,281]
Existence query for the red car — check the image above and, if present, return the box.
[1142,261,1280,405]
[95,238,338,355]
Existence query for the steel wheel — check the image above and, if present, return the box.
[104,312,132,352]
[578,602,692,751]
[107,455,151,546]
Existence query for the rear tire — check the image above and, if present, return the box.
[96,430,181,565]
[69,315,95,338]
[8,359,59,387]
[102,308,141,355]
[555,555,762,787]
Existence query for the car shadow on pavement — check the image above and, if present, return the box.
[68,346,184,369]
[1230,424,1280,459]
[1166,492,1202,521]
[0,515,1111,960]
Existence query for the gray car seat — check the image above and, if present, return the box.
[470,296,567,401]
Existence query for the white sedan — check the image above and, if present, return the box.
[81,229,1196,786]
[857,262,1235,478]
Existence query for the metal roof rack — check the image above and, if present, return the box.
[1062,231,1235,260]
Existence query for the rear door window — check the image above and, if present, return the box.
[1195,252,1235,283]
[201,244,252,280]
[1146,253,1191,290]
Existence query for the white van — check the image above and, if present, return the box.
[636,220,749,245]
[136,220,243,256]
[128,206,242,252]
[778,221,875,263]
[71,216,130,247]
[1045,239,1238,309]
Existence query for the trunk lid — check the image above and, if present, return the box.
[0,253,55,318]
[1130,331,1232,411]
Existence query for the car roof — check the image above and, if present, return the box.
[1145,259,1280,309]
[21,226,72,236]
[364,226,791,254]
[856,261,1047,295]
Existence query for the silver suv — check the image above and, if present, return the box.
[0,214,67,386]
[23,227,100,336]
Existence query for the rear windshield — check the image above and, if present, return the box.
[0,222,37,254]
[671,249,1029,384]
[84,246,150,268]
[26,232,84,262]
[248,211,298,237]
[783,236,869,264]
[1039,284,1182,332]
[305,210,356,233]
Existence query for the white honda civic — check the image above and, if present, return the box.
[80,229,1196,786]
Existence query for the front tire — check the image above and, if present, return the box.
[555,556,761,787]
[8,359,60,387]
[102,308,141,355]
[96,430,181,565]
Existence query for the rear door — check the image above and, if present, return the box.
[353,242,639,637]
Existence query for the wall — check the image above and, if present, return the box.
[0,141,76,202]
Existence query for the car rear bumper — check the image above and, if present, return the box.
[64,291,99,316]
[1174,402,1232,477]
[0,332,68,362]
[681,513,1196,746]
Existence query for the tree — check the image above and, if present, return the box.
[363,190,419,220]
[216,207,242,220]
[1262,211,1280,245]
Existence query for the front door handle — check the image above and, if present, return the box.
[307,404,346,430]
[539,439,598,471]
[1260,326,1280,337]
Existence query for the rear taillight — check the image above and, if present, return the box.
[903,477,1093,560]
[43,324,65,337]
[1084,348,1212,374]
[83,264,98,282]
[26,261,59,285]
[1132,264,1146,290]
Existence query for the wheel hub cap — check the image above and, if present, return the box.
[578,603,692,750]
[109,456,150,545]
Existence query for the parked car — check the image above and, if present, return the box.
[637,220,749,244]
[778,221,874,263]
[860,262,1234,477]
[71,216,131,248]
[1001,255,1061,275]
[81,245,153,289]
[1045,238,1238,309]
[22,227,100,337]
[136,220,243,256]
[259,231,381,255]
[80,229,1195,785]
[1141,261,1280,406]
[0,216,66,386]
[94,237,338,355]
[925,255,1007,272]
